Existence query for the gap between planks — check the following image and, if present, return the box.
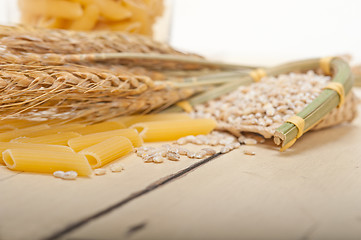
[44,153,222,240]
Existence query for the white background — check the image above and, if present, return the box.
[1,0,360,66]
[170,0,361,66]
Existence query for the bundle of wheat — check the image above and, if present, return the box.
[0,63,203,122]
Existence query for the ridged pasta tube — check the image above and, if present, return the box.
[0,124,50,142]
[24,123,85,138]
[75,121,125,135]
[79,136,133,168]
[110,113,191,127]
[131,118,217,142]
[11,132,81,146]
[18,0,84,19]
[0,142,74,164]
[2,148,92,176]
[68,128,142,152]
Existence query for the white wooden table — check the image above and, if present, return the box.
[1,90,361,240]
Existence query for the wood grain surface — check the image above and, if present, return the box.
[1,91,361,240]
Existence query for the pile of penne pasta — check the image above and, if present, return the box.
[18,0,164,35]
[0,113,216,177]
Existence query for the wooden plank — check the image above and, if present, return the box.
[60,111,361,239]
[0,143,214,240]
[1,90,360,240]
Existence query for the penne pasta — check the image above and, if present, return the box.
[36,16,69,29]
[79,136,133,168]
[18,0,83,20]
[123,0,152,35]
[70,0,95,6]
[69,4,99,30]
[144,0,164,18]
[3,149,92,176]
[110,113,192,127]
[131,118,217,142]
[75,121,125,135]
[0,124,50,142]
[0,142,73,164]
[11,132,81,146]
[0,119,42,129]
[94,0,132,21]
[68,128,142,152]
[24,123,85,138]
[0,125,17,132]
[109,20,141,33]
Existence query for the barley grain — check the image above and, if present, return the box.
[167,152,180,161]
[244,150,256,155]
[94,168,106,176]
[53,171,65,178]
[62,171,78,180]
[202,148,216,155]
[110,164,124,172]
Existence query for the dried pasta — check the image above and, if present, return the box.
[18,0,164,36]
[0,119,41,129]
[0,142,73,164]
[75,121,125,135]
[123,0,152,35]
[24,123,85,138]
[68,128,142,152]
[111,113,192,127]
[0,125,16,133]
[131,118,217,142]
[95,0,132,21]
[18,0,84,20]
[69,4,99,30]
[0,124,50,142]
[109,20,141,33]
[3,149,92,176]
[11,132,81,146]
[79,136,133,168]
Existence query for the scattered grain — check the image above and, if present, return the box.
[220,146,231,153]
[202,148,216,155]
[153,156,165,163]
[243,150,256,155]
[167,152,180,161]
[110,164,124,172]
[62,171,78,180]
[94,168,106,176]
[53,171,65,178]
[243,138,257,145]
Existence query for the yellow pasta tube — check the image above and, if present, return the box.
[69,4,99,30]
[0,128,15,134]
[111,113,191,127]
[24,123,85,138]
[75,121,125,135]
[68,128,142,152]
[0,124,50,142]
[18,0,83,20]
[36,16,69,29]
[11,132,81,146]
[79,136,133,168]
[109,21,141,33]
[123,0,152,35]
[94,0,132,21]
[0,119,42,129]
[144,0,164,18]
[0,125,16,132]
[0,142,73,164]
[70,0,95,5]
[3,149,92,176]
[131,118,217,142]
